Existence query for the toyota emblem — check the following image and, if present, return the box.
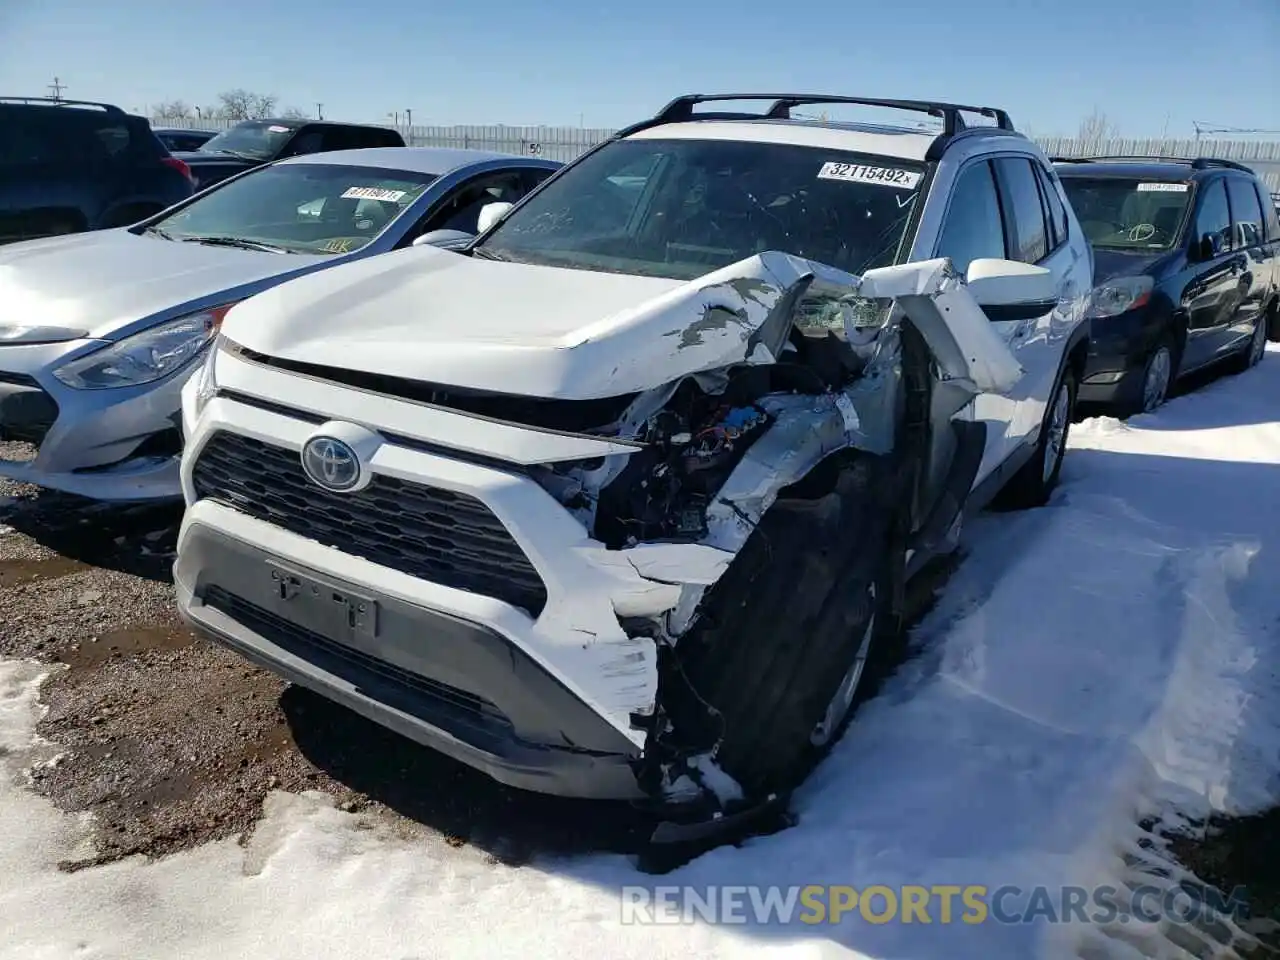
[301,436,361,492]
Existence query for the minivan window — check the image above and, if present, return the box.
[1190,179,1232,255]
[199,121,296,161]
[1226,176,1264,248]
[475,138,927,280]
[1058,176,1192,251]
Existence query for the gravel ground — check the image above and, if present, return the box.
[0,478,656,870]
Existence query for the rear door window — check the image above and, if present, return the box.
[1034,164,1069,250]
[0,116,62,166]
[934,160,1007,274]
[994,157,1050,263]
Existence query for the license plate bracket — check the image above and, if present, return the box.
[266,560,378,641]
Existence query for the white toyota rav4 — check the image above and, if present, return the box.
[175,95,1092,830]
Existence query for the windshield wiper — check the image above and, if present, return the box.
[144,225,177,241]
[181,235,293,254]
[470,246,512,261]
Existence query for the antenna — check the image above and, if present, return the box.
[47,76,65,100]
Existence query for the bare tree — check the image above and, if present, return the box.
[216,89,279,121]
[278,106,310,120]
[1077,108,1120,150]
[153,99,193,121]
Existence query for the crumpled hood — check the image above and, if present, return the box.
[0,229,328,341]
[221,245,753,399]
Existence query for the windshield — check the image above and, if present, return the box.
[199,121,297,160]
[475,137,926,279]
[150,163,435,255]
[1058,176,1192,251]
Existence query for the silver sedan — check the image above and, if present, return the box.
[0,147,561,501]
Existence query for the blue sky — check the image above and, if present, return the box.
[2,0,1276,137]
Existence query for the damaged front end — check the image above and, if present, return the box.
[518,251,1025,819]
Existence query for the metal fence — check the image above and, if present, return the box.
[154,116,1280,189]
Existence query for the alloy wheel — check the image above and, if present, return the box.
[1142,346,1172,412]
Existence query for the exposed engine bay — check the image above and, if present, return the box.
[510,252,1026,807]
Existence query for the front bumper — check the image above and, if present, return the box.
[1076,308,1163,405]
[176,521,646,799]
[176,346,740,796]
[0,339,190,500]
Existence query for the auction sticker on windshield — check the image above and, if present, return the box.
[1136,182,1189,192]
[818,162,922,190]
[341,186,408,202]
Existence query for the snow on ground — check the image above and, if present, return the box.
[3,349,1280,960]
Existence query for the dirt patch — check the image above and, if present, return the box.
[1170,811,1280,951]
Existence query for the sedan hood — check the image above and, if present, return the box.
[0,229,328,341]
[222,246,824,399]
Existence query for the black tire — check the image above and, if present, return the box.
[1227,311,1268,375]
[1266,298,1280,344]
[1125,334,1178,417]
[672,454,907,797]
[996,365,1077,510]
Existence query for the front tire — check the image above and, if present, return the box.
[997,366,1077,510]
[672,455,906,797]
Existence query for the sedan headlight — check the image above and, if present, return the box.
[52,304,237,390]
[1086,276,1153,319]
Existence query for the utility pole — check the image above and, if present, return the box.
[47,76,65,100]
[316,102,323,119]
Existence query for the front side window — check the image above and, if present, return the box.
[150,163,435,255]
[1058,176,1193,251]
[475,138,926,280]
[199,121,297,161]
[1190,179,1232,255]
[935,160,1006,275]
[1226,176,1264,249]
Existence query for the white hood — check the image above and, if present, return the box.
[219,245,817,399]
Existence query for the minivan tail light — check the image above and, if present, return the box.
[162,155,195,184]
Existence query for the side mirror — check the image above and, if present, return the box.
[476,201,513,235]
[1190,232,1219,262]
[412,228,475,248]
[965,258,1057,322]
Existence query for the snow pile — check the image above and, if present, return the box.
[2,350,1280,960]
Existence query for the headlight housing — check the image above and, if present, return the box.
[52,304,237,390]
[1086,276,1153,319]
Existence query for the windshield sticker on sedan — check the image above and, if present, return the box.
[1136,182,1189,192]
[341,186,408,202]
[817,162,922,190]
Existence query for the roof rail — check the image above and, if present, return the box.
[0,96,123,113]
[1058,154,1255,174]
[649,93,1014,137]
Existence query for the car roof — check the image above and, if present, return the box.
[276,146,554,176]
[1053,158,1261,182]
[626,118,944,161]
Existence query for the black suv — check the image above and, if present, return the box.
[175,118,407,190]
[1054,156,1279,414]
[0,97,196,245]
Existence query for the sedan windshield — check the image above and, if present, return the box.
[149,163,436,255]
[475,138,926,279]
[199,121,297,160]
[1058,176,1192,251]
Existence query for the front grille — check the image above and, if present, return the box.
[203,586,511,729]
[191,432,549,617]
